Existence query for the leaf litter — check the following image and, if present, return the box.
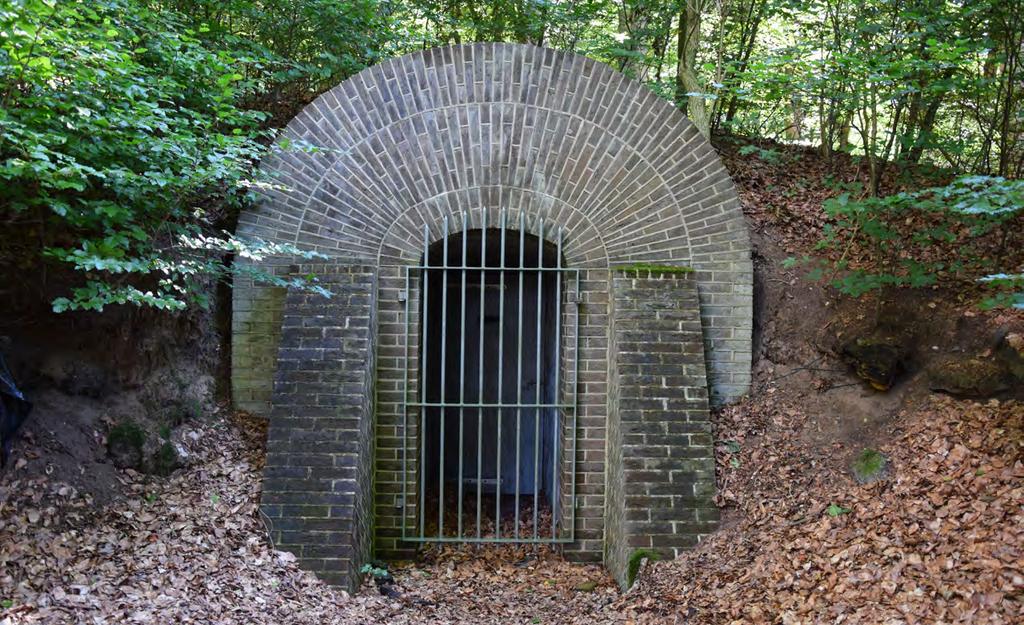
[2,395,1019,624]
[615,395,1023,624]
[0,412,618,624]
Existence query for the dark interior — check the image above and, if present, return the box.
[420,228,562,538]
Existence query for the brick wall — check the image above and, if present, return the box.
[232,258,291,413]
[259,262,376,589]
[605,269,718,587]
[565,268,611,560]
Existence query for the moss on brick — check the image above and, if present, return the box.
[626,548,661,587]
[613,263,694,275]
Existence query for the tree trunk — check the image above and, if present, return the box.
[618,2,653,79]
[652,10,675,82]
[787,95,804,140]
[819,97,832,158]
[675,1,710,137]
[907,87,947,164]
[996,24,1022,176]
[723,0,768,125]
[837,115,852,152]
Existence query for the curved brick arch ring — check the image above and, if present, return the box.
[235,42,751,407]
[377,189,611,269]
[233,43,752,589]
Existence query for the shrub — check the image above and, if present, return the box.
[851,448,887,483]
[801,176,1024,307]
[1,0,328,312]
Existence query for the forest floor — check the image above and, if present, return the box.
[1,138,1022,624]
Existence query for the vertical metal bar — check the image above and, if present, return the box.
[533,218,543,538]
[495,209,506,538]
[419,224,430,538]
[570,268,580,541]
[457,212,467,538]
[552,227,562,539]
[438,214,449,538]
[477,209,486,538]
[402,267,410,540]
[514,210,525,538]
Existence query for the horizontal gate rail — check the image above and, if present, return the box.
[401,209,578,544]
[409,402,573,408]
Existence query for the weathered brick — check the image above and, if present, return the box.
[605,271,718,588]
[258,262,377,592]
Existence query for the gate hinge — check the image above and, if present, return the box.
[398,289,407,302]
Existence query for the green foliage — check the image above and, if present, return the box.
[152,441,179,476]
[108,421,146,452]
[3,0,1022,317]
[360,562,390,580]
[392,0,1023,181]
[1,0,331,312]
[826,503,851,517]
[718,0,1022,180]
[851,448,887,483]
[739,144,784,164]
[167,0,394,107]
[814,176,1024,305]
[394,0,618,63]
[626,548,661,587]
[979,273,1024,310]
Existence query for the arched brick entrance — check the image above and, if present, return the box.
[232,43,752,589]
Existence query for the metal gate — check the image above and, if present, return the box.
[401,210,578,543]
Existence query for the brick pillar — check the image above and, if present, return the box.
[605,268,718,588]
[259,262,376,590]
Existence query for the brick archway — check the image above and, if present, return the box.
[233,43,752,589]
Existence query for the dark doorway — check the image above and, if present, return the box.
[419,227,562,540]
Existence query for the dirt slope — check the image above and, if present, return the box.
[610,139,1024,624]
[1,138,1021,624]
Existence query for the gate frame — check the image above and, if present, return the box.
[400,210,580,544]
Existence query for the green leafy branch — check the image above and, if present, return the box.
[790,176,1024,306]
